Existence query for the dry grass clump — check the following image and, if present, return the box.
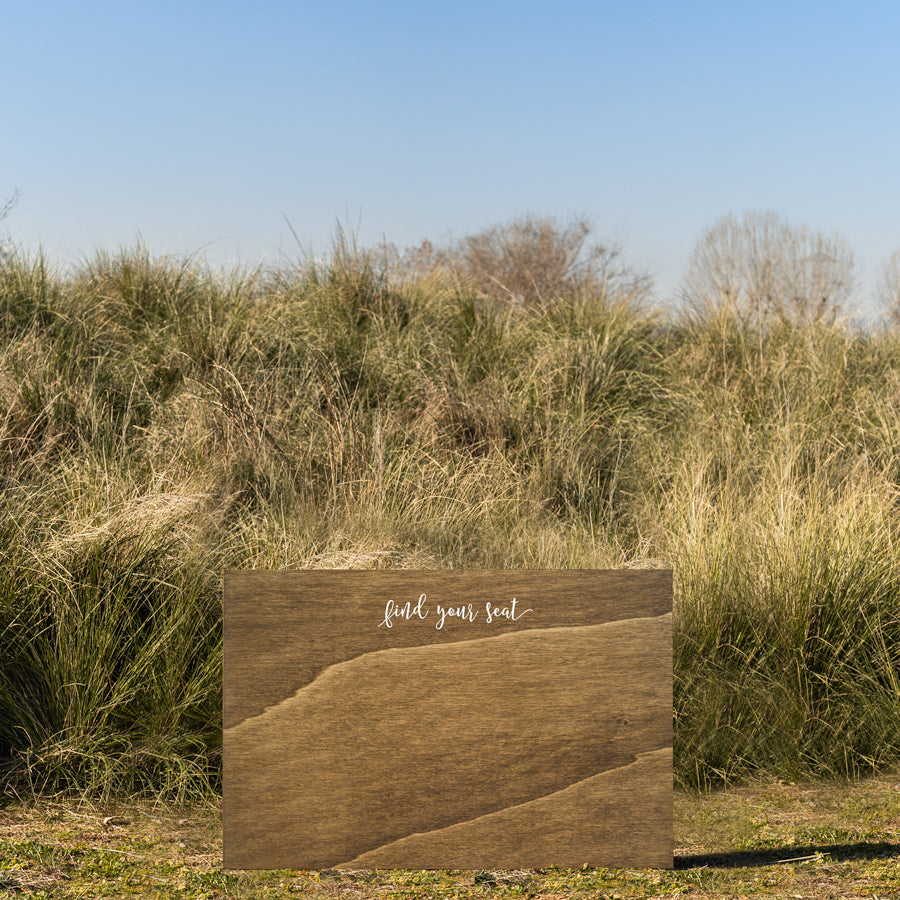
[1,221,899,798]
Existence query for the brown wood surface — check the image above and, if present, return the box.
[223,570,672,870]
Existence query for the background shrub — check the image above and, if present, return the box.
[680,210,856,323]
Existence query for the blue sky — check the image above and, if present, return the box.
[4,1,899,311]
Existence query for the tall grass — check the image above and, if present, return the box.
[0,237,898,798]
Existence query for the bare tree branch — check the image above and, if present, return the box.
[681,211,855,323]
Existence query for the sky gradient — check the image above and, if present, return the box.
[5,1,899,313]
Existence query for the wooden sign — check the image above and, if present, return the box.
[223,570,672,870]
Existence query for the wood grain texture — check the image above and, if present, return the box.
[345,748,673,870]
[224,570,672,870]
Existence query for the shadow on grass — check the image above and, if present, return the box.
[675,841,900,869]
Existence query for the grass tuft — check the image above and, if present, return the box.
[1,236,898,797]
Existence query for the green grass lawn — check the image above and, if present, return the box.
[2,775,899,898]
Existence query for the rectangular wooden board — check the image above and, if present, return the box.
[223,569,673,870]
